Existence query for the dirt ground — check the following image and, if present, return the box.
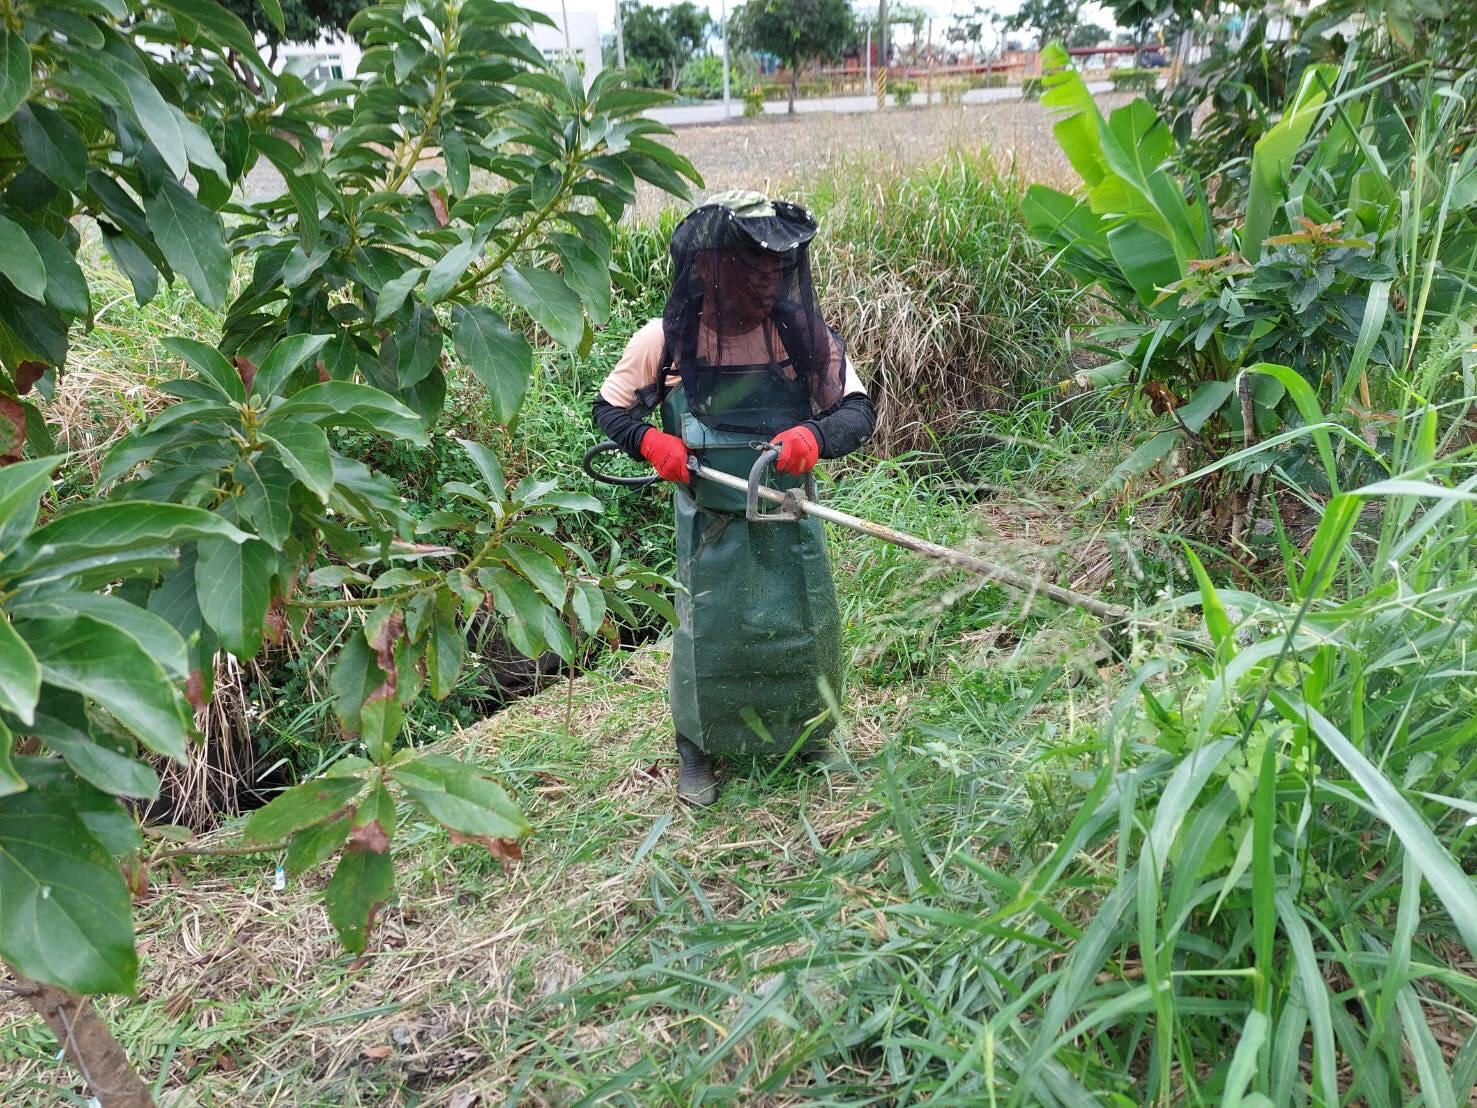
[244,96,1123,207]
[631,96,1129,217]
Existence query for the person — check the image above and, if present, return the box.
[592,190,876,806]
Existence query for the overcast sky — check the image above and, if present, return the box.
[543,0,1119,44]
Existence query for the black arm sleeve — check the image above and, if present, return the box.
[593,397,653,460]
[804,393,876,460]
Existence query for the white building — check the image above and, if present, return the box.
[270,3,603,89]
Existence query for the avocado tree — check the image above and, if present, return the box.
[0,0,697,1101]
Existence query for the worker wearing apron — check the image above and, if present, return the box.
[593,191,876,805]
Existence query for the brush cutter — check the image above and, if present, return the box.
[582,440,1127,624]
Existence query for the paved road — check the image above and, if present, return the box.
[645,81,1113,126]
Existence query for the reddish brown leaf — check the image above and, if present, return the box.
[316,359,331,384]
[0,394,25,465]
[365,613,405,704]
[233,356,258,392]
[121,858,150,900]
[361,1045,393,1061]
[1143,381,1180,416]
[184,670,208,710]
[347,820,391,854]
[264,599,288,647]
[427,189,450,227]
[14,362,46,396]
[448,831,523,871]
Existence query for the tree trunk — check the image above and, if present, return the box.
[11,973,154,1107]
[788,63,798,114]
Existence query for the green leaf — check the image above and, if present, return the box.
[0,27,31,124]
[20,612,193,760]
[571,580,606,637]
[285,814,351,875]
[162,336,246,403]
[0,614,41,725]
[252,333,332,399]
[195,537,275,659]
[117,67,187,179]
[1245,65,1338,260]
[324,843,394,953]
[17,758,142,856]
[1176,381,1233,433]
[151,0,266,72]
[549,232,610,326]
[372,267,423,324]
[2,502,248,588]
[500,263,584,348]
[441,130,469,196]
[424,237,478,304]
[144,178,232,309]
[394,754,529,840]
[1247,364,1338,494]
[29,696,159,800]
[15,103,88,192]
[1182,546,1234,657]
[100,226,160,305]
[258,0,285,35]
[0,788,137,994]
[10,591,189,681]
[23,223,91,320]
[503,543,566,609]
[0,214,48,302]
[1277,693,1477,958]
[478,565,549,659]
[267,382,428,445]
[425,605,464,700]
[0,455,59,555]
[263,419,334,503]
[455,436,505,498]
[242,776,367,844]
[452,304,531,425]
[0,720,24,797]
[236,458,293,548]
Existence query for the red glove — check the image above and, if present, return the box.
[639,428,689,484]
[771,426,819,475]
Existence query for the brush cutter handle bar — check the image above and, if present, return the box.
[689,456,1131,624]
[582,440,663,488]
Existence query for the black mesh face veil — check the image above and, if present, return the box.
[661,191,846,433]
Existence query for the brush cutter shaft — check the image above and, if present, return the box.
[688,456,1128,623]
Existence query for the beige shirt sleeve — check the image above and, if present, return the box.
[598,318,668,408]
[600,316,868,407]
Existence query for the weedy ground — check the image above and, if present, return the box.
[1,445,1132,1106]
[1,98,1178,1104]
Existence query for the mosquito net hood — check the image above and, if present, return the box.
[661,190,846,433]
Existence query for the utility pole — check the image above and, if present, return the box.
[560,0,571,53]
[876,0,888,109]
[721,0,730,118]
[614,0,625,69]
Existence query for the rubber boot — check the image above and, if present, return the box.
[676,735,718,807]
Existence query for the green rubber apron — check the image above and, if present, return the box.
[661,361,844,755]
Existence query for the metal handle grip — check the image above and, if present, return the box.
[746,446,817,522]
[581,440,662,488]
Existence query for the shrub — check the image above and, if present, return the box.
[743,84,766,117]
[1109,66,1159,92]
[970,72,1010,89]
[1021,76,1044,98]
[0,0,697,1097]
[891,79,918,106]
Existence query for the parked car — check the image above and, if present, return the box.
[1140,49,1169,67]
